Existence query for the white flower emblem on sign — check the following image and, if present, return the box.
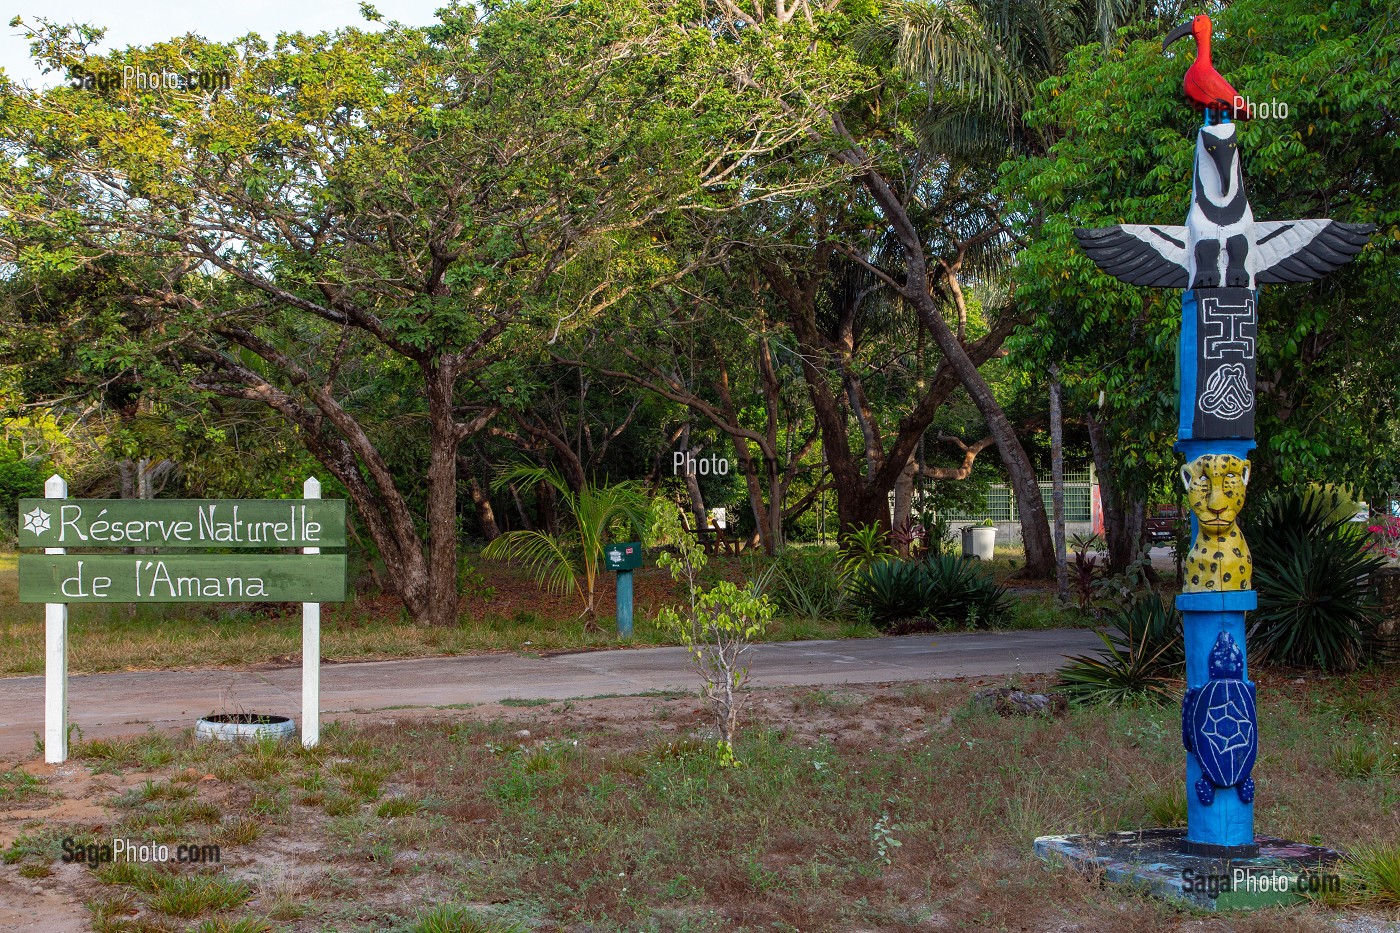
[22,507,51,537]
[607,548,622,564]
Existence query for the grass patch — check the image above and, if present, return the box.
[411,904,524,933]
[36,669,1400,930]
[218,816,263,845]
[498,697,553,708]
[1142,782,1187,827]
[1343,843,1400,907]
[191,918,273,933]
[146,874,252,919]
[0,768,45,803]
[376,797,422,818]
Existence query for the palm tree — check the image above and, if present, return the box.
[869,0,1173,157]
[481,464,653,622]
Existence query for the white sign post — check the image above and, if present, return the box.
[302,476,321,748]
[44,474,68,764]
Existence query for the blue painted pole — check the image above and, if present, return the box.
[616,569,633,638]
[1176,241,1259,852]
[1178,590,1255,848]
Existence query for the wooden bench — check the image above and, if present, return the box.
[679,510,740,556]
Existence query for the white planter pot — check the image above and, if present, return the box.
[195,713,295,743]
[962,526,997,561]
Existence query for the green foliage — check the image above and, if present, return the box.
[837,523,895,575]
[1004,0,1400,496]
[653,504,774,760]
[410,904,524,933]
[482,465,650,618]
[1245,487,1386,671]
[1342,844,1400,908]
[0,458,43,511]
[846,556,1010,631]
[768,548,847,622]
[1057,598,1181,707]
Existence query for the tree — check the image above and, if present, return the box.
[1001,0,1400,547]
[1,1,850,624]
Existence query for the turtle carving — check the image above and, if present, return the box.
[1182,631,1257,806]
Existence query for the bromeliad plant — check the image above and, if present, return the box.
[650,503,773,765]
[1068,533,1101,614]
[481,465,651,622]
[837,523,895,575]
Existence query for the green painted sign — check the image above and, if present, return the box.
[16,499,345,549]
[604,541,643,571]
[18,554,347,603]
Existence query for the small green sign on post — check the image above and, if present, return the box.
[605,541,642,637]
[20,479,347,763]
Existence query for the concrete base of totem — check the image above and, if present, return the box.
[1034,829,1343,911]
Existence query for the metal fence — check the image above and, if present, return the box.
[940,470,1094,523]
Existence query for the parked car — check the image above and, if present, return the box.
[1147,505,1185,543]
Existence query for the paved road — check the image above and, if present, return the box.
[0,628,1102,760]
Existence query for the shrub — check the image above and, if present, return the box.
[837,523,894,574]
[769,548,846,622]
[1057,598,1182,707]
[845,559,929,628]
[651,505,773,764]
[846,556,1009,632]
[1244,487,1386,671]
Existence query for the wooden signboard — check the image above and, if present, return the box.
[22,478,345,763]
[17,499,345,549]
[19,554,346,603]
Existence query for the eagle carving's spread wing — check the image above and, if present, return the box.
[1253,220,1375,284]
[1074,225,1190,288]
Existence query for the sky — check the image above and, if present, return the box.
[1,0,449,88]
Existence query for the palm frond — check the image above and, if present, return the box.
[490,462,575,505]
[481,529,580,598]
[876,0,1035,119]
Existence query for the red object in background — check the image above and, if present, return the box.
[1163,15,1248,119]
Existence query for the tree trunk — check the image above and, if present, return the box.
[1087,409,1139,575]
[424,360,462,628]
[907,283,1054,576]
[892,457,917,531]
[1050,368,1068,601]
[678,425,709,529]
[835,143,1055,578]
[466,474,501,541]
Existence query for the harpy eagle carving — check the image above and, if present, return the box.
[1074,120,1374,290]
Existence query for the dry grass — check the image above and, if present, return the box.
[0,549,1076,675]
[5,668,1397,931]
[0,551,851,675]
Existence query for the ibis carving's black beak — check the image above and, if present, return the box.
[1163,20,1194,51]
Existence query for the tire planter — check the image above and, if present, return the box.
[195,713,295,743]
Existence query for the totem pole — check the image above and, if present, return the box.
[1074,15,1373,857]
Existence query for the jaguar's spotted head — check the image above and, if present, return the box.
[1181,454,1250,532]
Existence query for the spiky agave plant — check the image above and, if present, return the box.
[481,465,652,622]
[1057,598,1182,707]
[1245,487,1386,671]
